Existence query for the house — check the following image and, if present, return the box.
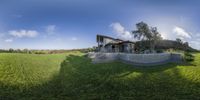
[96,34,135,53]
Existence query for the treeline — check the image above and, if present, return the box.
[135,39,199,53]
[0,47,96,54]
[131,22,199,53]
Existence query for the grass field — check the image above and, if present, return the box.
[0,52,200,100]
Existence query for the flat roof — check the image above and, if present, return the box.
[97,34,123,41]
[105,41,135,46]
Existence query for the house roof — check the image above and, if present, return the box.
[97,34,115,40]
[115,38,124,41]
[119,41,135,44]
[97,34,123,41]
[105,41,135,46]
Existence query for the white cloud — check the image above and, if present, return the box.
[190,40,200,50]
[71,37,78,41]
[195,33,200,37]
[110,22,125,34]
[190,40,199,45]
[5,38,13,42]
[110,22,134,41]
[46,25,56,35]
[173,26,191,38]
[9,30,38,38]
[0,33,5,38]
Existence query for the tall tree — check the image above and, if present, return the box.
[183,42,189,51]
[176,38,183,44]
[132,22,162,52]
[151,27,162,51]
[175,38,183,50]
[132,22,152,40]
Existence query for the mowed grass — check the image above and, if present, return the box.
[0,52,200,100]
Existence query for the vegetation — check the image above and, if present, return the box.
[0,52,200,100]
[134,38,199,53]
[132,22,199,53]
[184,50,195,62]
[132,22,162,52]
[0,47,95,54]
[176,38,191,51]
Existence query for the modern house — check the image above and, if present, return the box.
[97,34,135,53]
[91,34,183,66]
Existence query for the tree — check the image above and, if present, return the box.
[176,38,183,44]
[8,48,14,53]
[151,27,162,51]
[132,22,152,52]
[175,38,189,50]
[16,49,22,53]
[132,22,162,52]
[183,42,189,51]
[132,22,152,41]
[23,49,29,54]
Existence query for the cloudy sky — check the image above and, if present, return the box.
[0,0,200,49]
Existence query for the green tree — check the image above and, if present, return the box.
[151,27,162,51]
[183,42,189,51]
[132,22,162,52]
[176,38,183,44]
[8,48,14,53]
[23,49,29,54]
[132,22,152,40]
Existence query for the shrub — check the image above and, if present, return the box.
[184,51,194,62]
[156,49,164,53]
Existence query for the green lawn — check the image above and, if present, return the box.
[0,52,200,100]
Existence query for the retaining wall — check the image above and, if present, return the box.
[88,52,182,66]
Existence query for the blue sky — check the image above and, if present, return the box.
[0,0,200,50]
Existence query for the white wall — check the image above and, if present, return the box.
[103,38,117,46]
[119,53,171,63]
[88,52,181,65]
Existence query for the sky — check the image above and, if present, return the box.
[0,0,200,50]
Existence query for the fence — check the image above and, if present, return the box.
[88,52,182,66]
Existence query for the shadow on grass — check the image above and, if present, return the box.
[0,55,200,100]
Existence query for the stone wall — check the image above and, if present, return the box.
[119,53,171,64]
[88,52,182,66]
[88,52,119,63]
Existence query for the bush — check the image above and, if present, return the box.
[184,51,194,62]
[34,51,47,54]
[156,49,164,53]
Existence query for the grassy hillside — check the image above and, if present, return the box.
[0,52,200,100]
